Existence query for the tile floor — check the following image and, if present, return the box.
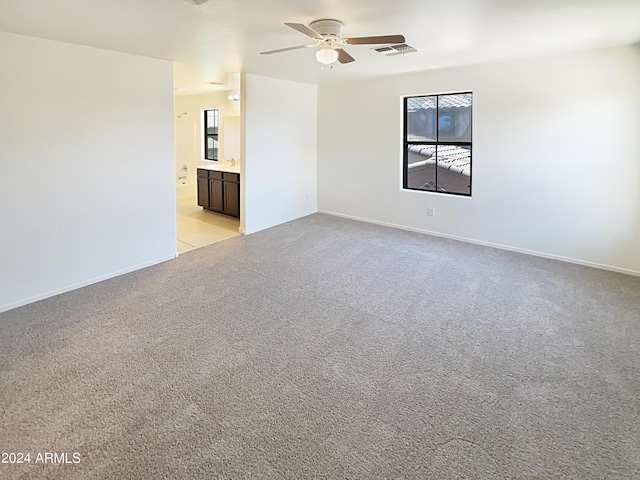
[176,186,241,254]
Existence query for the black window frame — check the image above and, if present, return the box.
[403,91,473,197]
[204,108,219,161]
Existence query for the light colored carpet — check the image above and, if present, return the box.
[1,213,639,479]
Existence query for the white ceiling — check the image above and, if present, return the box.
[1,0,640,94]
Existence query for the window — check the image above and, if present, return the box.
[403,92,472,196]
[204,109,219,161]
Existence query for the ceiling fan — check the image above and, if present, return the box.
[260,19,406,65]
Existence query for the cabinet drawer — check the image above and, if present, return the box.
[197,168,209,178]
[223,172,239,183]
[210,171,223,180]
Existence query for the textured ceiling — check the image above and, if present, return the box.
[1,0,640,94]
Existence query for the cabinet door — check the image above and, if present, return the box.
[223,181,240,218]
[209,178,224,212]
[197,176,209,208]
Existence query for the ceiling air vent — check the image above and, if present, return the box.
[373,44,417,56]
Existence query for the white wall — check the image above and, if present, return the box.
[318,44,640,275]
[174,91,240,186]
[242,74,318,234]
[0,32,176,312]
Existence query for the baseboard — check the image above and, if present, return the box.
[243,210,318,235]
[318,210,640,277]
[0,253,178,314]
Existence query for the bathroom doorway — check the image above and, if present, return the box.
[174,91,242,253]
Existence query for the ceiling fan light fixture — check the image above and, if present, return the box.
[316,47,338,65]
[261,19,407,66]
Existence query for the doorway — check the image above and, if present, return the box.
[174,94,242,253]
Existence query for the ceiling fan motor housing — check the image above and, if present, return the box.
[309,19,344,38]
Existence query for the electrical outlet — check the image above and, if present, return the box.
[427,207,435,217]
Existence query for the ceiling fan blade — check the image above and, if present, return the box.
[335,48,355,64]
[343,34,406,45]
[260,44,316,55]
[285,22,324,40]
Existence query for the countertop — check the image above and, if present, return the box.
[198,163,241,174]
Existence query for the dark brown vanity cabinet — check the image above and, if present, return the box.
[197,168,240,218]
[222,176,240,217]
